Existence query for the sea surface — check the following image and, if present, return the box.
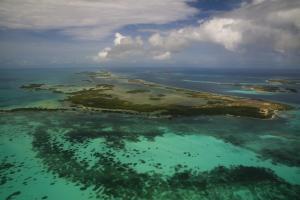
[1,67,300,199]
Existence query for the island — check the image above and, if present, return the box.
[267,79,300,85]
[16,71,291,119]
[242,85,298,93]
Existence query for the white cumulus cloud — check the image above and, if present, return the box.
[96,0,300,63]
[153,51,171,60]
[0,0,197,40]
[98,33,144,60]
[147,0,300,55]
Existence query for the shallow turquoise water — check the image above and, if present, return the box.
[227,89,270,95]
[1,68,300,199]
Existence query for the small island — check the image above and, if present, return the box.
[20,83,45,90]
[242,85,298,93]
[267,79,300,85]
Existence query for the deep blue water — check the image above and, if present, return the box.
[0,68,97,108]
[109,67,300,105]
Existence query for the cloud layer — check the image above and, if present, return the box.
[0,0,197,40]
[97,0,300,62]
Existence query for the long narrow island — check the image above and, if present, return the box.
[15,71,290,119]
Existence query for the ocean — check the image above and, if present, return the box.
[1,67,300,199]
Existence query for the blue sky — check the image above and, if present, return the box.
[0,0,299,68]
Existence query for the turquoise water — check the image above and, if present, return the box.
[1,68,300,199]
[227,89,271,95]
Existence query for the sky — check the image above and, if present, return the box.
[0,0,299,69]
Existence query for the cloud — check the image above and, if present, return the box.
[153,51,171,60]
[224,0,300,54]
[0,0,197,40]
[150,0,300,54]
[98,0,300,62]
[147,18,243,52]
[97,33,144,60]
[96,17,245,61]
[197,18,242,51]
[97,32,174,61]
[98,47,111,59]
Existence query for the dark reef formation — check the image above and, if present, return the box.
[65,129,164,149]
[1,111,300,199]
[0,162,15,186]
[27,116,300,199]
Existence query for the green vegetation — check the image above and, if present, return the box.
[126,89,149,94]
[18,71,291,119]
[267,79,300,84]
[207,100,223,105]
[163,105,268,118]
[68,89,158,112]
[67,88,274,118]
[149,94,165,101]
[149,97,161,101]
[95,84,114,90]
